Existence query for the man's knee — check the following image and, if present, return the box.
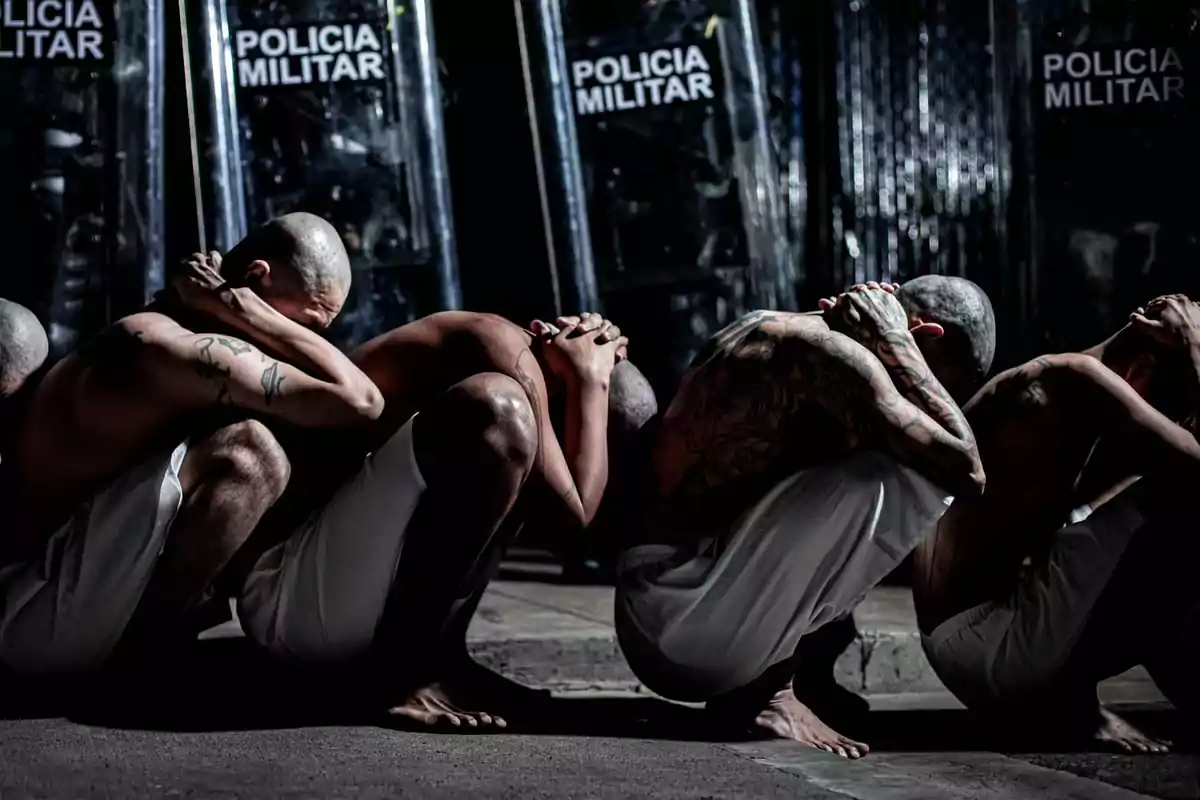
[440,373,538,469]
[207,420,291,501]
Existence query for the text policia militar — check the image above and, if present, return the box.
[234,23,387,89]
[1042,46,1183,110]
[571,45,715,116]
[0,0,104,60]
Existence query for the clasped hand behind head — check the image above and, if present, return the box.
[172,212,353,331]
[1129,293,1200,350]
[818,281,945,340]
[528,312,629,392]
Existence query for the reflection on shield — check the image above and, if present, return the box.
[190,0,459,350]
[1007,0,1195,354]
[519,0,789,397]
[0,0,165,359]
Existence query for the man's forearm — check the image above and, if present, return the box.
[563,377,611,526]
[874,330,975,445]
[216,288,378,398]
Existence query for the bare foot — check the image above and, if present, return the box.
[388,683,508,731]
[1094,706,1170,754]
[754,686,869,758]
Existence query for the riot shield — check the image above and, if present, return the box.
[757,0,1007,358]
[0,0,165,358]
[994,0,1194,356]
[192,0,459,350]
[519,0,789,394]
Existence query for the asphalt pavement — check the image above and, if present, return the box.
[1,675,1196,800]
[1,576,1195,798]
[0,707,1196,800]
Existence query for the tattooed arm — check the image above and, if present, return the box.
[122,315,382,428]
[872,329,980,469]
[183,282,380,404]
[815,327,984,498]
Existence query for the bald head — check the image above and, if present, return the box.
[896,275,996,400]
[0,299,48,398]
[222,212,352,328]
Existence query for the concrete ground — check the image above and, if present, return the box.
[1,572,1194,799]
[2,716,1197,800]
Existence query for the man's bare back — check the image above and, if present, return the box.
[342,310,639,531]
[913,354,1110,628]
[915,296,1200,752]
[615,279,993,758]
[915,347,1200,630]
[229,308,637,731]
[650,306,983,545]
[11,304,380,559]
[351,311,544,428]
[14,316,207,547]
[0,215,385,672]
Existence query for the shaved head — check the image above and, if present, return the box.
[0,299,48,397]
[222,212,352,328]
[896,275,996,400]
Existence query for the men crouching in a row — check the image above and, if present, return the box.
[0,213,1193,755]
[0,213,652,729]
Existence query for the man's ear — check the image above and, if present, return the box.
[910,321,945,338]
[244,259,272,287]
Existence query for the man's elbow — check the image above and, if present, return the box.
[956,468,986,500]
[555,488,594,535]
[347,384,385,423]
[947,449,986,500]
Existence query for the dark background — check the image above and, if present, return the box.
[7,0,1200,390]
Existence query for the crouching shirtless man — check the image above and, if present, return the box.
[616,277,994,758]
[915,293,1200,752]
[1,212,383,675]
[232,308,658,729]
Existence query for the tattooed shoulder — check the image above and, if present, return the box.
[689,310,791,367]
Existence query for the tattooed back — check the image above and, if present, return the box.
[648,311,883,541]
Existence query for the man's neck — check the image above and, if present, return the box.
[1082,326,1140,379]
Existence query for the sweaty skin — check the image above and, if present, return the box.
[914,340,1200,752]
[646,304,981,757]
[346,310,627,537]
[7,297,382,563]
[650,309,981,545]
[257,310,635,730]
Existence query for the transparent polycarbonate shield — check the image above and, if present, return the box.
[992,0,1194,357]
[521,0,790,310]
[519,0,789,394]
[0,0,165,357]
[196,0,459,349]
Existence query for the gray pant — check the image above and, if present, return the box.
[922,479,1200,713]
